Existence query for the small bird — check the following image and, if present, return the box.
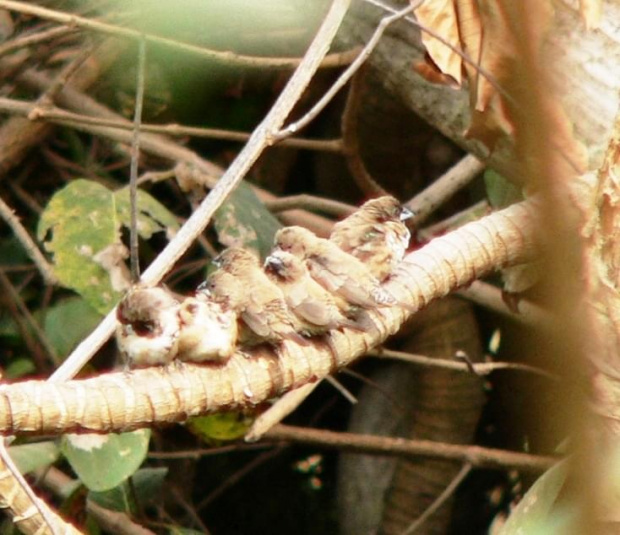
[116,285,181,368]
[273,226,400,309]
[330,196,413,280]
[176,293,238,363]
[264,249,362,335]
[203,247,310,347]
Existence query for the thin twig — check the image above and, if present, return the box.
[148,442,274,460]
[246,382,320,442]
[325,375,357,404]
[401,463,473,535]
[274,2,420,141]
[51,0,353,382]
[0,0,358,70]
[33,44,94,107]
[22,102,344,153]
[265,424,556,474]
[373,348,558,381]
[0,195,57,285]
[129,36,146,282]
[0,25,76,59]
[136,168,176,186]
[407,154,486,226]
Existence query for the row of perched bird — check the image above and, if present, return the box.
[116,196,414,369]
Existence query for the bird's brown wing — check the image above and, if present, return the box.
[307,254,378,308]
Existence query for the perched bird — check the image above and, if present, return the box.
[116,285,181,368]
[176,294,238,363]
[273,226,400,309]
[202,247,310,347]
[330,196,413,280]
[264,249,362,335]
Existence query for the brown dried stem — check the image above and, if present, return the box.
[0,196,57,285]
[265,425,554,474]
[408,154,486,226]
[373,348,557,381]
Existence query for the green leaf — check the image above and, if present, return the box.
[484,169,524,209]
[9,442,60,474]
[498,461,573,535]
[37,180,124,314]
[187,412,252,442]
[213,182,281,259]
[61,430,151,492]
[38,180,179,314]
[89,467,168,513]
[44,297,103,358]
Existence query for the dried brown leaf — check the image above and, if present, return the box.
[415,0,587,174]
[414,0,463,84]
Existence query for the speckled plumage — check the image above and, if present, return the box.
[204,248,310,347]
[331,196,412,280]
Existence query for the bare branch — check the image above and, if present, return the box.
[408,154,486,226]
[265,425,555,474]
[0,196,57,285]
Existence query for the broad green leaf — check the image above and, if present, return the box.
[9,442,60,474]
[187,412,252,442]
[213,182,281,259]
[62,430,151,492]
[37,180,123,314]
[38,179,179,314]
[89,467,168,513]
[484,169,523,209]
[498,461,573,535]
[44,297,102,358]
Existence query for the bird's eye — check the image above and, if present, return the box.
[132,320,156,336]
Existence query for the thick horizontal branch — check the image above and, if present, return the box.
[265,424,556,474]
[0,200,538,436]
